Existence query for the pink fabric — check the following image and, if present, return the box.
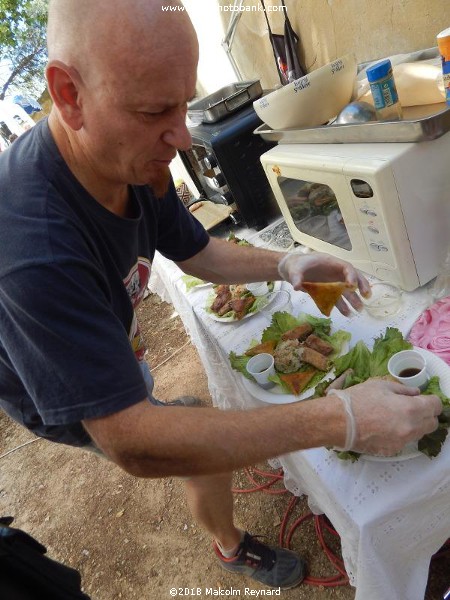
[408,296,450,365]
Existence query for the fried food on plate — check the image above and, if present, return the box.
[281,323,313,341]
[305,333,334,355]
[245,340,277,357]
[300,346,330,371]
[279,370,316,395]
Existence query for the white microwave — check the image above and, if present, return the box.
[260,132,450,291]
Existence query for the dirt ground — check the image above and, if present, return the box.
[0,292,448,600]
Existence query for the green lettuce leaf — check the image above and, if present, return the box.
[369,327,412,377]
[182,275,206,290]
[261,312,303,342]
[297,312,332,337]
[418,376,450,457]
[226,232,252,246]
[229,352,253,381]
[248,283,276,315]
[423,375,450,405]
[323,330,351,358]
[418,425,448,458]
[332,327,412,384]
[334,340,372,381]
[333,450,361,462]
[261,311,331,343]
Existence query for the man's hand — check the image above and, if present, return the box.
[330,379,442,456]
[278,252,371,315]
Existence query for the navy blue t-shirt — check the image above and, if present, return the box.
[0,119,209,446]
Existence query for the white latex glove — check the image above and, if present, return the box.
[278,251,371,315]
[328,379,442,456]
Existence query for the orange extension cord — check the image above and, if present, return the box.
[232,466,450,588]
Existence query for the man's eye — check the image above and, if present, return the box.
[139,111,161,118]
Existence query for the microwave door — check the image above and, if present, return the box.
[277,176,353,251]
[264,164,378,273]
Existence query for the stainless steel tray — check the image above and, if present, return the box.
[188,80,262,124]
[254,104,450,144]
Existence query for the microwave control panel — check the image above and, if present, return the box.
[346,176,397,267]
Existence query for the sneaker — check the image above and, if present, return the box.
[165,396,202,407]
[214,532,306,589]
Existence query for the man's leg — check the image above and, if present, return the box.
[184,472,306,589]
[184,472,241,551]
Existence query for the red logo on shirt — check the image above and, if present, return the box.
[123,258,151,361]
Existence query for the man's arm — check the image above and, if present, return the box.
[82,379,441,478]
[176,237,371,315]
[176,236,281,284]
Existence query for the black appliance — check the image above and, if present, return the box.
[179,104,281,230]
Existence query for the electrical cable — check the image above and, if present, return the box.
[151,340,191,372]
[232,467,288,495]
[234,467,349,587]
[0,437,41,460]
[233,465,450,588]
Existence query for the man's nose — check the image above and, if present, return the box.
[162,112,192,151]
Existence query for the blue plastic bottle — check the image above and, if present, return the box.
[366,59,403,121]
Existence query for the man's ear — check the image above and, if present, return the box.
[46,61,84,130]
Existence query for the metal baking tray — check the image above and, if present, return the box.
[188,80,262,124]
[254,104,450,144]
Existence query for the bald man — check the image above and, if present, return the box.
[0,0,442,592]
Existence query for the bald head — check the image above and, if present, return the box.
[47,0,198,82]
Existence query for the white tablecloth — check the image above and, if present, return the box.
[148,247,450,600]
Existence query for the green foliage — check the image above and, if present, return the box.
[0,0,48,99]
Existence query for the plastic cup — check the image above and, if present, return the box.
[265,289,292,312]
[387,350,429,390]
[246,353,276,389]
[361,282,402,319]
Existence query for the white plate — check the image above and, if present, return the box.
[242,371,331,404]
[361,347,450,462]
[206,281,281,323]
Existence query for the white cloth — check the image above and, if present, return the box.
[148,247,450,600]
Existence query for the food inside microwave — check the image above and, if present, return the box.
[279,177,352,251]
[286,182,339,221]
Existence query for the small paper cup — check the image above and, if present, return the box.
[387,350,429,390]
[246,353,276,389]
[246,282,269,296]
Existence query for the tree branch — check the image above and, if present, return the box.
[0,46,44,100]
